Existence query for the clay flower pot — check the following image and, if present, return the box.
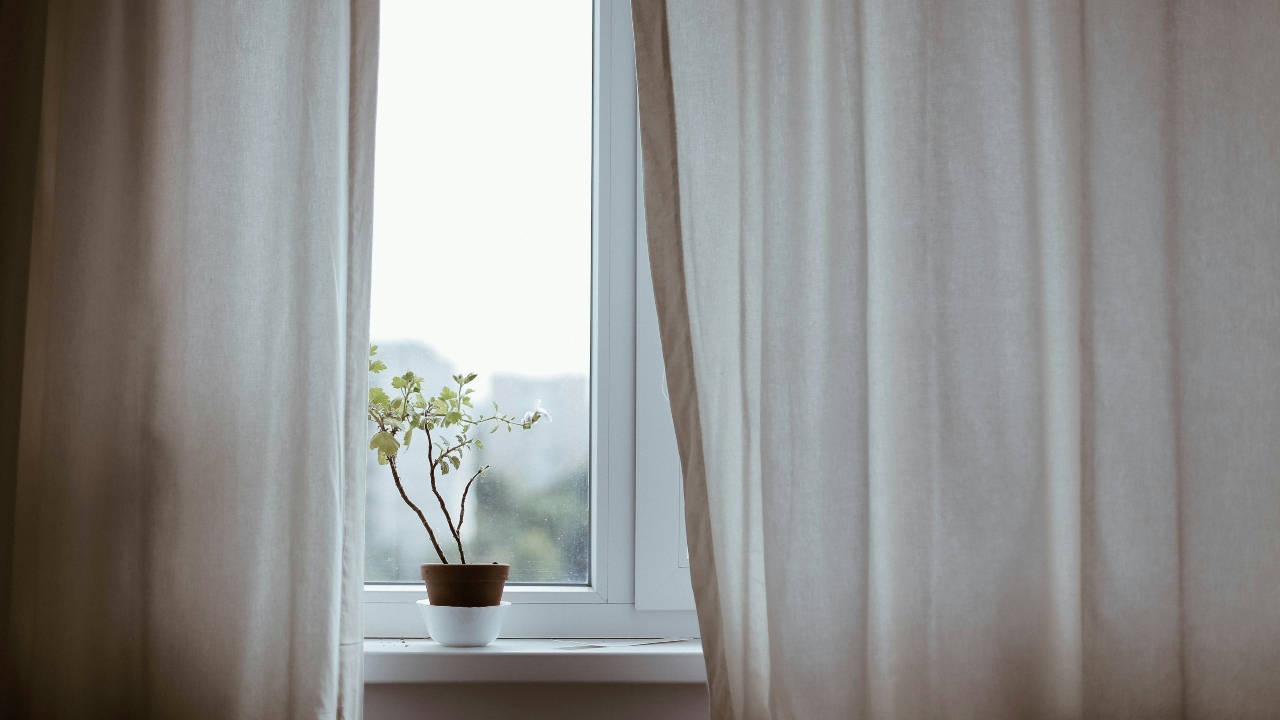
[420,562,510,607]
[419,563,511,647]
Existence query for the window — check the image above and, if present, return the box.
[365,0,695,639]
[367,0,592,586]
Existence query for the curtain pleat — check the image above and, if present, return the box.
[0,1,377,717]
[636,2,1280,718]
[632,2,732,716]
[340,1,379,714]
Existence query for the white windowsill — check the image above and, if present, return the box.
[363,638,706,684]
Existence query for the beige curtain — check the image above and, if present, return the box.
[635,1,1280,718]
[0,0,377,717]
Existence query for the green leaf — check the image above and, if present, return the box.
[445,411,462,425]
[450,455,461,470]
[369,387,390,404]
[461,396,472,407]
[403,427,413,447]
[376,452,389,465]
[465,373,477,383]
[440,461,450,475]
[369,359,387,373]
[369,344,379,357]
[390,376,406,389]
[439,386,456,400]
[369,431,400,457]
[489,424,499,433]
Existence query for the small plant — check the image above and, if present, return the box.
[367,345,549,564]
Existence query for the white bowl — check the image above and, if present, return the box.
[417,600,510,647]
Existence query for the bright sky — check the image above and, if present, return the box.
[370,1,593,379]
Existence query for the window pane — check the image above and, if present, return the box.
[366,0,592,584]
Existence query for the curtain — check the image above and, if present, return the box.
[634,1,1280,718]
[0,0,377,717]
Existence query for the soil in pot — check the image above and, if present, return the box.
[421,562,510,607]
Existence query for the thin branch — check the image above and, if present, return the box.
[457,465,489,537]
[423,423,466,562]
[388,456,448,564]
[460,413,517,430]
[432,438,473,470]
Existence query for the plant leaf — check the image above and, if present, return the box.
[369,431,400,457]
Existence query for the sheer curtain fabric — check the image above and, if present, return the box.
[635,2,1280,718]
[0,1,377,717]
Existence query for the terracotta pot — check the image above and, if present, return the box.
[420,563,510,607]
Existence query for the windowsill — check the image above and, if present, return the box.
[364,638,706,684]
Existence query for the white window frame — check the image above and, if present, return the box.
[364,0,697,639]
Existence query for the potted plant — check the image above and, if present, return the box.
[366,345,549,645]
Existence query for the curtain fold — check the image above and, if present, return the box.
[635,2,1280,718]
[0,0,377,716]
[632,2,731,715]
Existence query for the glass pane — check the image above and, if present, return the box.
[366,0,592,584]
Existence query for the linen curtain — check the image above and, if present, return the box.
[634,1,1280,718]
[0,0,377,717]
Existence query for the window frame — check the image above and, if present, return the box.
[363,0,697,639]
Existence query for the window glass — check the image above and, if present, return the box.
[367,0,592,584]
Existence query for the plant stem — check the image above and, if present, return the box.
[469,413,515,428]
[435,439,471,464]
[388,456,448,564]
[423,423,467,563]
[457,465,488,537]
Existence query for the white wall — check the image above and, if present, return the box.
[365,682,709,720]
